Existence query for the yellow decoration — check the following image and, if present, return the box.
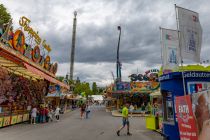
[11,115,18,125]
[42,40,51,52]
[23,114,29,121]
[160,65,210,75]
[17,115,23,123]
[3,116,11,127]
[19,16,52,53]
[19,16,41,45]
[0,117,3,127]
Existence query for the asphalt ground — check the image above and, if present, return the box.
[0,105,163,140]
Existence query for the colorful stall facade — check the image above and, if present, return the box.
[0,17,69,128]
[159,71,210,140]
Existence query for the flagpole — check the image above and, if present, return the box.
[159,27,164,69]
[175,4,187,96]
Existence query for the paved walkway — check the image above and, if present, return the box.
[0,105,162,140]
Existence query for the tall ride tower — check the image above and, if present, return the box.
[116,26,122,82]
[70,11,77,80]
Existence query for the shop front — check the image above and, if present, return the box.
[159,71,210,140]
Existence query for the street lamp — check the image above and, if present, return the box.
[116,26,121,82]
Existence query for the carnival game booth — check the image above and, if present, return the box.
[0,17,69,128]
[159,71,210,140]
[145,90,163,132]
[111,80,159,115]
[112,69,160,114]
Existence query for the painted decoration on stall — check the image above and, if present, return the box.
[52,62,58,74]
[8,28,14,47]
[13,30,25,54]
[3,116,11,126]
[32,46,41,63]
[175,95,198,140]
[44,55,51,70]
[39,56,45,67]
[116,82,131,91]
[48,84,61,93]
[24,44,32,59]
[130,81,159,92]
[187,82,210,94]
[0,117,3,127]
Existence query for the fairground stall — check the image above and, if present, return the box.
[159,69,210,140]
[104,84,117,111]
[0,17,69,128]
[107,69,160,115]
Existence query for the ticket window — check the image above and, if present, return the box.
[162,90,175,124]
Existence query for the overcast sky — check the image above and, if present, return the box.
[1,0,210,87]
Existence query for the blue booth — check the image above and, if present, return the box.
[159,71,210,140]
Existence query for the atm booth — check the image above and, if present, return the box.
[159,71,210,140]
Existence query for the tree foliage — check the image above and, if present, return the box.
[57,76,64,82]
[0,4,11,25]
[74,82,92,97]
[92,82,98,94]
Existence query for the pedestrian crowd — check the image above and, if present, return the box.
[30,106,61,124]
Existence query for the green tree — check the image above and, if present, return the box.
[0,4,11,25]
[73,82,92,97]
[92,82,98,95]
[56,76,64,82]
[98,87,104,94]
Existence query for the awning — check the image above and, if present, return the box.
[0,56,42,80]
[46,92,66,98]
[150,91,161,97]
[24,63,69,89]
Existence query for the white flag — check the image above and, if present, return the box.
[176,6,202,62]
[161,28,180,74]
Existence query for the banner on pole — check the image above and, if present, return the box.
[175,95,198,140]
[161,28,179,74]
[176,6,202,62]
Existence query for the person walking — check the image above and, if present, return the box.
[40,107,45,123]
[55,106,61,121]
[48,108,54,122]
[85,104,91,119]
[45,107,49,122]
[129,103,134,118]
[31,106,38,124]
[80,103,86,119]
[117,103,132,136]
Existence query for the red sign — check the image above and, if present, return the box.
[175,95,198,140]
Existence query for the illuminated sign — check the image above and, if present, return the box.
[19,16,41,45]
[19,16,51,52]
[0,16,57,74]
